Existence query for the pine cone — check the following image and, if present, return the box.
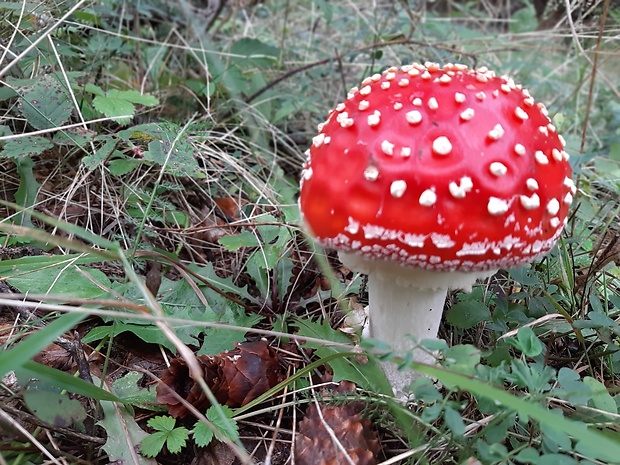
[156,340,284,418]
[294,382,380,465]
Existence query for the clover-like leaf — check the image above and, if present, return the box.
[141,416,189,457]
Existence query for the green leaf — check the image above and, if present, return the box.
[206,405,238,442]
[557,367,592,405]
[93,95,135,124]
[192,418,214,447]
[111,371,161,411]
[198,324,257,355]
[583,377,617,414]
[140,431,168,458]
[84,322,199,352]
[230,38,280,69]
[117,123,203,178]
[143,416,189,455]
[111,89,159,106]
[23,390,87,427]
[506,326,543,357]
[446,300,491,329]
[148,415,177,432]
[18,362,124,402]
[443,406,465,436]
[294,318,392,395]
[108,158,141,175]
[442,344,480,377]
[7,264,112,300]
[610,141,620,162]
[82,135,117,169]
[218,230,260,250]
[14,156,40,227]
[84,83,105,96]
[0,135,53,158]
[509,4,537,33]
[0,253,104,275]
[53,127,96,147]
[145,137,201,178]
[17,75,73,130]
[97,377,155,465]
[408,362,620,463]
[514,447,539,463]
[536,454,578,465]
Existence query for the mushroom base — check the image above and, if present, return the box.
[339,252,496,397]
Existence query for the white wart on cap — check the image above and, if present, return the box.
[299,62,574,272]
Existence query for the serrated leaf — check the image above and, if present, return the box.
[83,322,199,352]
[144,416,188,455]
[23,390,86,427]
[148,415,177,432]
[17,75,73,130]
[192,419,214,447]
[118,123,203,177]
[446,300,491,329]
[93,95,135,124]
[82,135,117,169]
[140,431,168,458]
[0,135,53,158]
[198,322,259,355]
[165,427,189,453]
[53,127,96,147]
[188,262,256,304]
[145,137,201,178]
[206,405,238,442]
[111,89,159,106]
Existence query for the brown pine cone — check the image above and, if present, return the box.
[156,340,284,418]
[294,383,380,465]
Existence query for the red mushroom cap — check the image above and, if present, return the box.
[299,63,574,272]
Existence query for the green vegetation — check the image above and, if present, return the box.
[0,1,618,464]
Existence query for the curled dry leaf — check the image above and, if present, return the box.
[156,340,284,418]
[294,381,380,465]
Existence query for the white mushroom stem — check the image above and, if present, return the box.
[339,251,496,397]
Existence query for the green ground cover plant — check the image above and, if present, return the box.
[0,1,618,464]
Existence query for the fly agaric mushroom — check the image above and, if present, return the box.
[299,62,574,395]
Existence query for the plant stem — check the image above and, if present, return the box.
[367,270,447,396]
[339,251,495,397]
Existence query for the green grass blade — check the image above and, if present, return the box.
[0,199,121,251]
[0,311,85,376]
[19,361,124,403]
